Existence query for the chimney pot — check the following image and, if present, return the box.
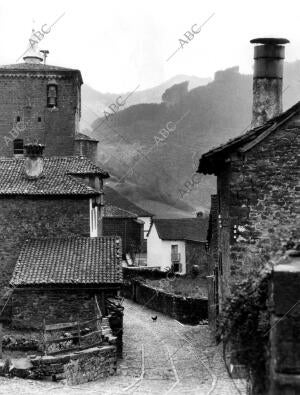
[24,144,45,179]
[251,37,289,128]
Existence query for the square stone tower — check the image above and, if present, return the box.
[0,45,83,157]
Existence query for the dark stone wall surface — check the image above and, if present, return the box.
[0,197,89,290]
[0,72,80,157]
[103,218,143,256]
[269,261,300,395]
[123,280,207,324]
[210,122,300,306]
[185,240,208,275]
[11,289,104,329]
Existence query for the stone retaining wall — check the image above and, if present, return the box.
[64,346,116,384]
[0,317,119,384]
[123,280,207,324]
[30,345,117,384]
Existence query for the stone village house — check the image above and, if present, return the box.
[10,236,122,329]
[0,144,124,327]
[0,44,125,329]
[197,38,300,325]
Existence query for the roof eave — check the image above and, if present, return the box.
[10,282,123,288]
[0,192,99,198]
[69,171,110,178]
[197,101,300,174]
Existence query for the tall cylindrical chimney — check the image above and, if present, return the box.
[251,38,289,128]
[24,144,45,179]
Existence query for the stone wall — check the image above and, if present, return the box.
[207,194,219,328]
[74,140,98,163]
[0,197,89,289]
[11,344,117,383]
[0,320,118,384]
[123,267,168,281]
[0,71,80,157]
[11,289,108,329]
[185,240,208,276]
[64,345,117,384]
[103,217,143,256]
[269,256,300,394]
[212,122,300,306]
[124,280,207,324]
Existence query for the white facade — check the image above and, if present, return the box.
[139,216,152,239]
[147,223,186,274]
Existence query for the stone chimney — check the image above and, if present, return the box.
[24,144,45,179]
[251,38,289,128]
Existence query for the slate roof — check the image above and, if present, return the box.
[0,62,83,83]
[103,204,137,218]
[0,63,77,71]
[151,218,208,242]
[104,186,152,217]
[10,236,123,286]
[198,101,300,174]
[0,156,109,196]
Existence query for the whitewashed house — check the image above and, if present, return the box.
[147,218,208,275]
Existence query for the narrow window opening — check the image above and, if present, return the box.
[171,244,181,272]
[38,117,42,122]
[16,116,21,122]
[90,199,98,237]
[47,84,58,108]
[13,139,24,156]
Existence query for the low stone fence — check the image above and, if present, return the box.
[123,267,168,281]
[123,280,207,324]
[0,317,118,384]
[31,344,117,384]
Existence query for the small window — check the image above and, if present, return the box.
[90,199,98,237]
[47,85,58,108]
[38,117,42,122]
[13,139,24,155]
[16,116,21,122]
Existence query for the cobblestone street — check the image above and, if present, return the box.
[0,299,246,394]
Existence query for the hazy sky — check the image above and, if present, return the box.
[1,0,300,93]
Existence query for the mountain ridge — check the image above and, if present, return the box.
[81,61,300,217]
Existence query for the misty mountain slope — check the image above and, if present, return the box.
[81,74,211,127]
[85,61,300,217]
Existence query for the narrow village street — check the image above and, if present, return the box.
[0,299,246,395]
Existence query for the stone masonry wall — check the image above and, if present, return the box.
[0,197,89,290]
[185,240,208,276]
[64,345,117,384]
[207,194,219,327]
[74,140,98,163]
[11,289,104,329]
[0,73,80,157]
[216,122,300,302]
[269,256,300,394]
[124,280,207,324]
[103,218,142,256]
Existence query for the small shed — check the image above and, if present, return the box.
[10,236,122,329]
